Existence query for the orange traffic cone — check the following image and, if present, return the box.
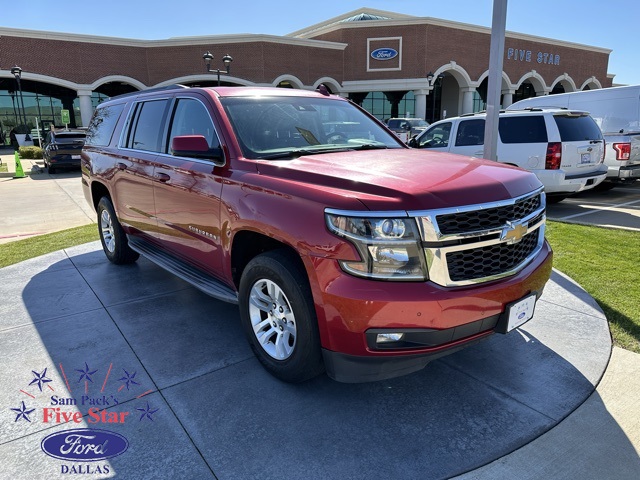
[14,151,26,179]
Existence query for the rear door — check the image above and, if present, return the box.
[113,97,171,236]
[551,112,604,175]
[450,118,485,158]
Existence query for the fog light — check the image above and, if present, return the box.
[376,333,405,343]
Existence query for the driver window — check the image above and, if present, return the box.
[418,122,452,148]
[168,98,219,153]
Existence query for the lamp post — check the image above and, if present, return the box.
[202,51,233,86]
[11,66,27,128]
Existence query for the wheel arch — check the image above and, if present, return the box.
[230,230,305,289]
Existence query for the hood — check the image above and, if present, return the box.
[254,149,542,211]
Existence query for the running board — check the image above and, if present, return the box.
[128,236,239,304]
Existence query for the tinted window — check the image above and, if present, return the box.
[455,119,485,146]
[168,98,219,153]
[417,122,452,148]
[52,132,86,144]
[499,116,548,144]
[85,104,124,147]
[128,100,169,152]
[554,115,603,141]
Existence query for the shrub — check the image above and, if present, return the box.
[18,146,44,159]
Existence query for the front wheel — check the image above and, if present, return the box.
[97,196,139,265]
[239,250,324,383]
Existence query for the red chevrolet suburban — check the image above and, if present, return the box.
[82,86,552,383]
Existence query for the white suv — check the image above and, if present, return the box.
[409,108,607,201]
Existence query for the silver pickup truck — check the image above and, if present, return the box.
[509,85,640,187]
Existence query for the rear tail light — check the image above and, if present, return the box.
[613,143,631,161]
[545,142,562,170]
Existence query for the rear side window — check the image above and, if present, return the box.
[499,116,548,144]
[455,119,485,146]
[85,104,124,147]
[554,115,603,141]
[126,99,170,152]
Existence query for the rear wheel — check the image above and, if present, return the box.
[97,196,139,264]
[239,250,324,383]
[546,194,570,204]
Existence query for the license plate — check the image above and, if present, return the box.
[506,294,537,332]
[72,155,81,160]
[580,152,591,164]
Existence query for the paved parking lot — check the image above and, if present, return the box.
[3,243,637,479]
[547,182,640,231]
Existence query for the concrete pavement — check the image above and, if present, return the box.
[0,152,94,244]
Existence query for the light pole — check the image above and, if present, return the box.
[11,66,27,128]
[202,51,233,86]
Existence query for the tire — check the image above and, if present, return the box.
[594,181,616,192]
[97,196,139,265]
[546,194,570,204]
[239,250,324,383]
[48,166,56,174]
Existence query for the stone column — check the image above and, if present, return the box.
[502,90,514,108]
[461,88,475,114]
[77,89,94,127]
[413,89,429,121]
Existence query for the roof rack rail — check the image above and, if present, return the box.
[106,84,189,101]
[519,106,567,111]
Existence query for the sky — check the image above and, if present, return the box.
[2,0,638,85]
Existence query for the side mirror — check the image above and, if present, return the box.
[171,135,224,164]
[407,137,418,148]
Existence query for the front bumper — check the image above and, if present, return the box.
[309,240,553,381]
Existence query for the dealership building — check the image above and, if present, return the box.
[0,8,613,134]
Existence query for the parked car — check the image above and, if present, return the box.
[509,85,640,188]
[43,129,86,173]
[82,85,552,383]
[409,108,607,202]
[387,117,429,142]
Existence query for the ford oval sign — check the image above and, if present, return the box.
[41,428,128,461]
[371,48,398,61]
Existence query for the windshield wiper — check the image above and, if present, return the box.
[258,147,350,160]
[350,144,389,150]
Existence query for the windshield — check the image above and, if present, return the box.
[221,96,403,159]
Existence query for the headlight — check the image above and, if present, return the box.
[325,212,427,281]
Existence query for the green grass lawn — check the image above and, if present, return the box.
[0,224,98,268]
[545,221,640,354]
[0,220,638,354]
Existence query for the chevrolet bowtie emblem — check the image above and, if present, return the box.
[501,221,528,244]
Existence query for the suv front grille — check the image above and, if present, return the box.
[412,188,546,287]
[436,195,541,235]
[447,229,540,281]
